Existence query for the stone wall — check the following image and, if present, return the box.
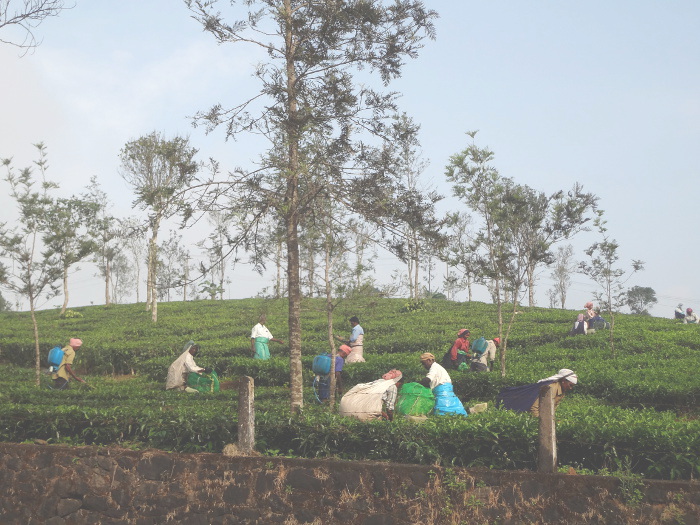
[0,443,698,524]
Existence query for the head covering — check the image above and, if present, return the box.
[420,352,435,361]
[69,338,83,348]
[382,369,402,380]
[584,302,593,309]
[183,340,195,352]
[493,337,500,345]
[338,344,352,357]
[539,368,578,385]
[687,308,693,314]
[457,328,470,337]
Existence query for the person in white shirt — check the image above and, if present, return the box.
[250,314,285,359]
[418,352,452,389]
[470,337,499,372]
[417,352,467,416]
[166,341,211,391]
[683,308,700,324]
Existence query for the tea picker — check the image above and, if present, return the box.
[312,345,351,403]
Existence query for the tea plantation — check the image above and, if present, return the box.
[1,298,698,480]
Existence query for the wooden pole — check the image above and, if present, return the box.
[237,376,255,453]
[537,384,557,473]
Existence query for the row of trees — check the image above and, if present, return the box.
[2,1,650,403]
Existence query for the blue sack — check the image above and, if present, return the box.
[433,383,468,416]
[47,346,64,372]
[312,354,332,375]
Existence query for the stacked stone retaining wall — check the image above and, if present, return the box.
[0,443,698,524]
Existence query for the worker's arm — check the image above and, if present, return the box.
[65,364,86,384]
[418,377,431,389]
[450,340,459,361]
[270,337,285,345]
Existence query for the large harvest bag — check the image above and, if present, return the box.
[395,382,434,417]
[187,370,220,393]
[433,383,468,416]
[339,378,401,421]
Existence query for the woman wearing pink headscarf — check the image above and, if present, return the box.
[584,302,595,320]
[52,338,88,390]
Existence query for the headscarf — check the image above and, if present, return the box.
[69,338,83,348]
[382,369,402,380]
[420,352,435,361]
[538,368,578,385]
[338,344,352,357]
[584,302,593,309]
[457,328,470,337]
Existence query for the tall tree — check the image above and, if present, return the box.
[444,212,477,302]
[119,132,199,322]
[157,230,187,302]
[43,195,98,314]
[548,243,575,309]
[109,252,135,304]
[0,0,72,52]
[579,211,644,357]
[83,177,118,306]
[0,143,62,386]
[626,285,657,315]
[384,113,435,299]
[118,216,148,303]
[187,0,437,412]
[503,182,597,307]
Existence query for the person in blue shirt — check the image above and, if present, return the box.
[335,316,365,363]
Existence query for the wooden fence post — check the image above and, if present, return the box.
[237,376,255,454]
[537,385,557,473]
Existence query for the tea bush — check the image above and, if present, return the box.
[1,298,700,479]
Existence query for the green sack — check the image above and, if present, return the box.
[187,370,220,393]
[396,382,434,416]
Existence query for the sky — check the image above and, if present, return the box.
[1,1,699,318]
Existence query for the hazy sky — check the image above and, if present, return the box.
[1,1,699,318]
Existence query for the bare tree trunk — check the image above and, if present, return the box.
[135,257,141,303]
[285,0,303,413]
[527,263,536,307]
[324,235,337,406]
[148,229,159,322]
[31,295,41,387]
[183,254,189,301]
[105,258,111,306]
[413,243,420,299]
[60,266,69,314]
[275,240,282,299]
[219,258,225,300]
[145,246,152,310]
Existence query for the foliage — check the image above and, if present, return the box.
[1,298,700,479]
[580,211,645,357]
[445,133,597,376]
[0,143,63,386]
[626,286,658,316]
[0,0,71,52]
[186,0,439,413]
[119,131,200,322]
